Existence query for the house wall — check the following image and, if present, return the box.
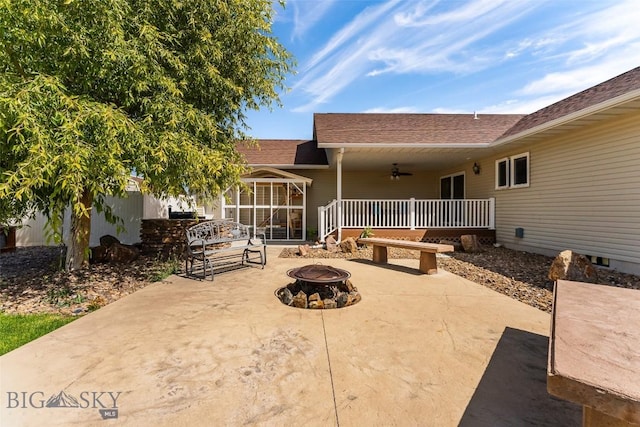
[288,169,440,235]
[444,110,640,275]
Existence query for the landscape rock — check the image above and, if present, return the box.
[323,299,337,309]
[548,250,599,283]
[99,235,120,248]
[298,244,310,257]
[308,299,324,309]
[280,288,294,305]
[460,234,481,252]
[340,237,358,254]
[107,243,140,263]
[90,245,109,263]
[292,291,308,308]
[325,236,338,252]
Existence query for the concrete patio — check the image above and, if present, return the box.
[0,247,580,426]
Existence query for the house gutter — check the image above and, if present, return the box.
[490,88,640,147]
[317,143,491,149]
[248,164,329,169]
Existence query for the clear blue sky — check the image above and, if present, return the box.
[245,0,640,140]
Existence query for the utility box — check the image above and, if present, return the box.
[515,227,524,238]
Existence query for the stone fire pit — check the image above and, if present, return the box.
[276,264,361,309]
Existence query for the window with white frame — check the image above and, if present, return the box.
[495,152,529,189]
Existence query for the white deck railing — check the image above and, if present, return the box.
[319,198,495,240]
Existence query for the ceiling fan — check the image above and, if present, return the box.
[390,163,413,180]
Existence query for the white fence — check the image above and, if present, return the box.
[15,193,144,247]
[319,198,495,240]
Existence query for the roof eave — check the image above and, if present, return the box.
[317,142,492,149]
[247,164,329,169]
[491,88,640,147]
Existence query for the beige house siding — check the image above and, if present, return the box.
[293,169,441,233]
[487,111,640,274]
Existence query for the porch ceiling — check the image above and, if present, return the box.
[335,146,490,171]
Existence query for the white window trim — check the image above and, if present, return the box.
[495,157,510,190]
[510,152,530,188]
[495,152,530,189]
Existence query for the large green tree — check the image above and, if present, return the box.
[0,0,293,269]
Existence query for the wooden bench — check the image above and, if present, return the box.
[357,238,454,274]
[548,280,640,426]
[185,220,266,280]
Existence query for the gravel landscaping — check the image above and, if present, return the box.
[279,245,640,313]
[2,245,639,315]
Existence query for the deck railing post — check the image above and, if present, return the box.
[410,197,416,230]
[489,197,496,229]
[318,205,326,242]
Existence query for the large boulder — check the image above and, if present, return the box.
[91,235,140,264]
[298,244,310,256]
[325,236,338,252]
[460,234,481,252]
[99,234,120,248]
[340,237,358,254]
[548,250,599,283]
[108,243,140,263]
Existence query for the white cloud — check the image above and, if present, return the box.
[291,0,640,114]
[395,0,508,27]
[293,0,540,112]
[479,95,573,114]
[290,0,337,40]
[431,107,472,114]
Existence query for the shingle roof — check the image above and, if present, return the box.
[313,113,524,145]
[240,67,640,166]
[500,66,640,138]
[237,139,328,167]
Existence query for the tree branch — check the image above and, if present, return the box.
[4,45,28,79]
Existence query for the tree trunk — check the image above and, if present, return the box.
[65,189,93,271]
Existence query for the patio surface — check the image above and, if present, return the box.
[0,247,580,426]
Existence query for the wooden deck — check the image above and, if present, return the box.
[338,228,496,245]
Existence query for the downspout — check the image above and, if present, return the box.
[336,148,344,242]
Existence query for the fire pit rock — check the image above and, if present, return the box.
[277,264,361,309]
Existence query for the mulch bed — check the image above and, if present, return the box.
[0,247,177,315]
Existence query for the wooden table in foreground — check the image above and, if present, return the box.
[357,238,454,275]
[548,280,640,426]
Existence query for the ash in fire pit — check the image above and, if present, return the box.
[277,264,361,309]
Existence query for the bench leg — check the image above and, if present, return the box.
[372,245,388,264]
[419,252,438,275]
[583,406,634,427]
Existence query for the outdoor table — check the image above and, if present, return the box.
[547,280,640,426]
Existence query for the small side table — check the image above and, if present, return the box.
[548,280,640,426]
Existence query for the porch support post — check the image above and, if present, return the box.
[318,206,325,242]
[410,197,416,230]
[336,148,344,242]
[489,197,496,229]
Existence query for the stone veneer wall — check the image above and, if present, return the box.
[140,219,199,259]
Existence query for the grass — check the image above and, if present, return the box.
[0,313,77,355]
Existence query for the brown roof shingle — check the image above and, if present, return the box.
[500,66,640,138]
[237,139,328,167]
[313,113,524,145]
